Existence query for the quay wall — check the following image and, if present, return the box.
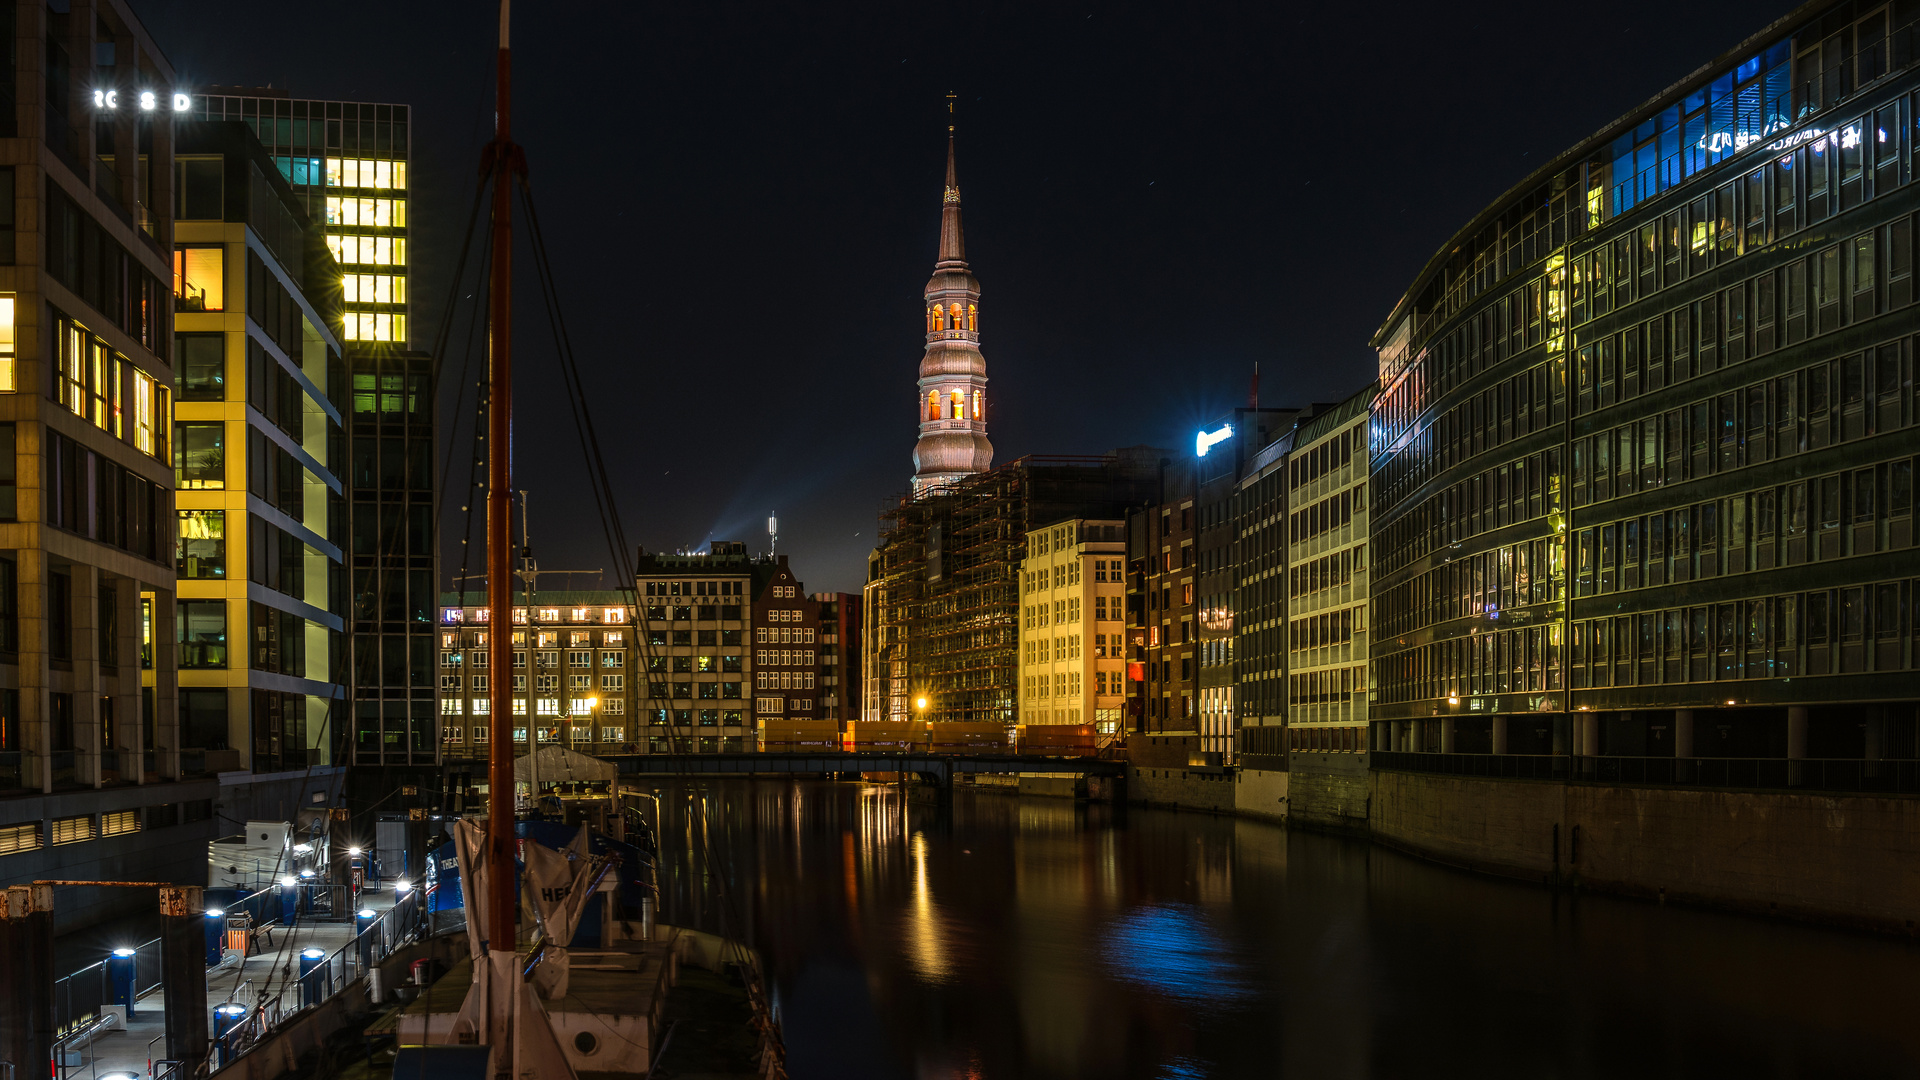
[1116,761,1920,934]
[1371,769,1920,933]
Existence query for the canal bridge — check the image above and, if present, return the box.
[607,752,1125,797]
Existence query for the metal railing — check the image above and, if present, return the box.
[51,936,163,1039]
[1373,752,1920,793]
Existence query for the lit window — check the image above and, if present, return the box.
[0,295,14,392]
[326,158,408,190]
[132,369,155,454]
[172,247,225,311]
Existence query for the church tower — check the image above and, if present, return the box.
[910,127,994,496]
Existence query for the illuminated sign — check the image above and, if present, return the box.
[1194,424,1233,457]
[90,90,193,112]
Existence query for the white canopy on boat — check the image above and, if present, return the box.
[514,744,617,785]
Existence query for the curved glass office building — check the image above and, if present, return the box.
[1369,0,1920,787]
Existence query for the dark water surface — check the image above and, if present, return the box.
[648,779,1920,1079]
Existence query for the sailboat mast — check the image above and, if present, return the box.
[485,0,518,952]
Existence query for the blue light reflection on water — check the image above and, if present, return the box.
[1100,902,1255,1006]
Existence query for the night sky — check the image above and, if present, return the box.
[137,0,1795,595]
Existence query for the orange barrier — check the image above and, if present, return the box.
[1017,724,1097,756]
[846,721,924,753]
[759,720,844,753]
[925,722,1010,754]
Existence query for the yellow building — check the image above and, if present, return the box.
[1017,519,1127,734]
[172,122,346,771]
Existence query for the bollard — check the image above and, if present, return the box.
[203,909,226,967]
[211,1002,248,1066]
[108,947,139,1015]
[355,908,378,973]
[298,947,328,1009]
[279,876,298,927]
[1,884,55,1077]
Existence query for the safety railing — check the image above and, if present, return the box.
[215,889,426,1069]
[51,935,162,1039]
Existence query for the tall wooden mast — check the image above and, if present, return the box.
[485,0,518,952]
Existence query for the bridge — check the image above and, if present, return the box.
[607,752,1125,797]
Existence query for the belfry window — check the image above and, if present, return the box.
[973,390,983,420]
[927,391,939,421]
[929,307,942,332]
[967,304,977,331]
[950,391,964,419]
[950,303,962,329]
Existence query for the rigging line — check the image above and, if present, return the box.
[448,208,498,609]
[427,173,491,524]
[513,179,689,754]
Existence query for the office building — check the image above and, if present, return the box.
[1280,387,1375,829]
[636,543,776,754]
[1368,0,1920,783]
[1017,519,1127,733]
[752,559,821,727]
[186,90,433,764]
[0,0,251,931]
[812,592,861,724]
[190,89,411,345]
[345,346,436,765]
[173,120,347,774]
[867,451,1161,726]
[439,590,635,759]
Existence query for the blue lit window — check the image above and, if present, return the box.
[1609,40,1793,217]
[273,156,324,188]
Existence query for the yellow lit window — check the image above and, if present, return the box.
[133,369,155,454]
[87,340,109,430]
[925,391,938,421]
[950,390,964,419]
[101,810,140,837]
[328,234,407,266]
[172,247,224,311]
[60,324,86,416]
[344,312,408,342]
[327,158,407,190]
[110,357,125,438]
[341,273,405,305]
[0,295,14,392]
[325,197,408,228]
[967,304,976,331]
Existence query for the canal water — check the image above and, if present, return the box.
[648,779,1920,1079]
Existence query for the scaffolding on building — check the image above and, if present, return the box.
[866,451,1164,725]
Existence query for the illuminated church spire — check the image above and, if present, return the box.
[911,102,993,496]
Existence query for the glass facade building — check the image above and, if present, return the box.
[190,90,411,346]
[1369,0,1920,784]
[348,347,437,764]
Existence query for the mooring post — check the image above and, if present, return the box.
[0,884,52,1077]
[161,885,209,1067]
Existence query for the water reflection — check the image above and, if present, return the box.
[645,779,1920,1080]
[1100,903,1251,1004]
